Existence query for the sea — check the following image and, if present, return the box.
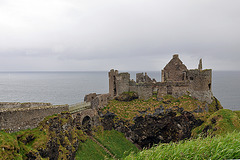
[0,71,239,111]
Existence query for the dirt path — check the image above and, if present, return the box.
[88,135,116,159]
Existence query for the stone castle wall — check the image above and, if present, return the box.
[129,83,153,100]
[116,73,130,95]
[157,81,189,98]
[0,104,69,132]
[85,93,111,109]
[188,69,212,91]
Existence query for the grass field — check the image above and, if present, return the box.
[124,131,240,160]
[103,95,222,123]
[192,109,240,136]
[75,138,110,160]
[76,129,139,160]
[94,129,139,159]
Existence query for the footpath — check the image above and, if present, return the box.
[87,134,116,159]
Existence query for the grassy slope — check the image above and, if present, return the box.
[94,129,139,159]
[75,139,110,160]
[234,110,240,118]
[76,129,139,160]
[0,113,87,160]
[103,95,222,123]
[124,131,240,160]
[0,131,22,160]
[192,109,240,136]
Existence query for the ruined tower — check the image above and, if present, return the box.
[109,69,118,97]
[108,69,130,97]
[198,59,203,71]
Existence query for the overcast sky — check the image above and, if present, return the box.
[0,0,239,71]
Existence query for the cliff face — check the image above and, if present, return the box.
[100,94,224,149]
[101,107,203,149]
[0,112,86,160]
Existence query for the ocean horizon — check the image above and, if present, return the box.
[0,71,239,111]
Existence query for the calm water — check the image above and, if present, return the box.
[0,71,239,110]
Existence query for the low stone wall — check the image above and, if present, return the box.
[0,102,52,111]
[0,104,69,132]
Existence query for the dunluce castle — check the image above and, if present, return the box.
[109,54,213,104]
[0,54,213,132]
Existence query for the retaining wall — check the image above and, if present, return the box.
[0,104,69,132]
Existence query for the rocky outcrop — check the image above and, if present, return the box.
[15,112,86,160]
[101,108,203,149]
[115,92,138,102]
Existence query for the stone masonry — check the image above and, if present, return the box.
[109,54,213,104]
[0,103,69,132]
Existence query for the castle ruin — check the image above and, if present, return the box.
[109,54,213,104]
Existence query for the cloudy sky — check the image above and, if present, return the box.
[0,0,239,71]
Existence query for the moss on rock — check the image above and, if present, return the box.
[0,112,87,160]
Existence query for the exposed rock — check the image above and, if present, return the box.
[115,92,138,102]
[101,109,203,149]
[16,112,86,160]
[101,111,117,130]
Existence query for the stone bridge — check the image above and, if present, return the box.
[69,102,99,131]
[68,93,111,131]
[0,93,110,132]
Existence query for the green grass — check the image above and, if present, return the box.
[192,109,240,136]
[0,112,87,160]
[0,131,22,160]
[124,131,240,160]
[76,129,139,160]
[94,129,139,159]
[103,95,221,123]
[234,110,240,118]
[75,138,110,160]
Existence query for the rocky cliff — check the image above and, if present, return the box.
[101,108,203,148]
[0,112,86,160]
[100,95,223,149]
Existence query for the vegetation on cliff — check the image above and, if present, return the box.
[124,131,240,160]
[0,112,87,160]
[192,109,240,137]
[1,93,238,160]
[102,94,222,124]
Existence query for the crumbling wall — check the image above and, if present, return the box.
[116,72,130,95]
[91,93,111,109]
[0,104,69,132]
[187,69,213,104]
[157,82,189,98]
[84,93,97,103]
[109,69,119,97]
[162,54,188,82]
[136,72,152,83]
[188,69,212,91]
[130,83,153,100]
[109,70,130,97]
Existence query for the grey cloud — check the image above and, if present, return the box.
[0,0,240,71]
